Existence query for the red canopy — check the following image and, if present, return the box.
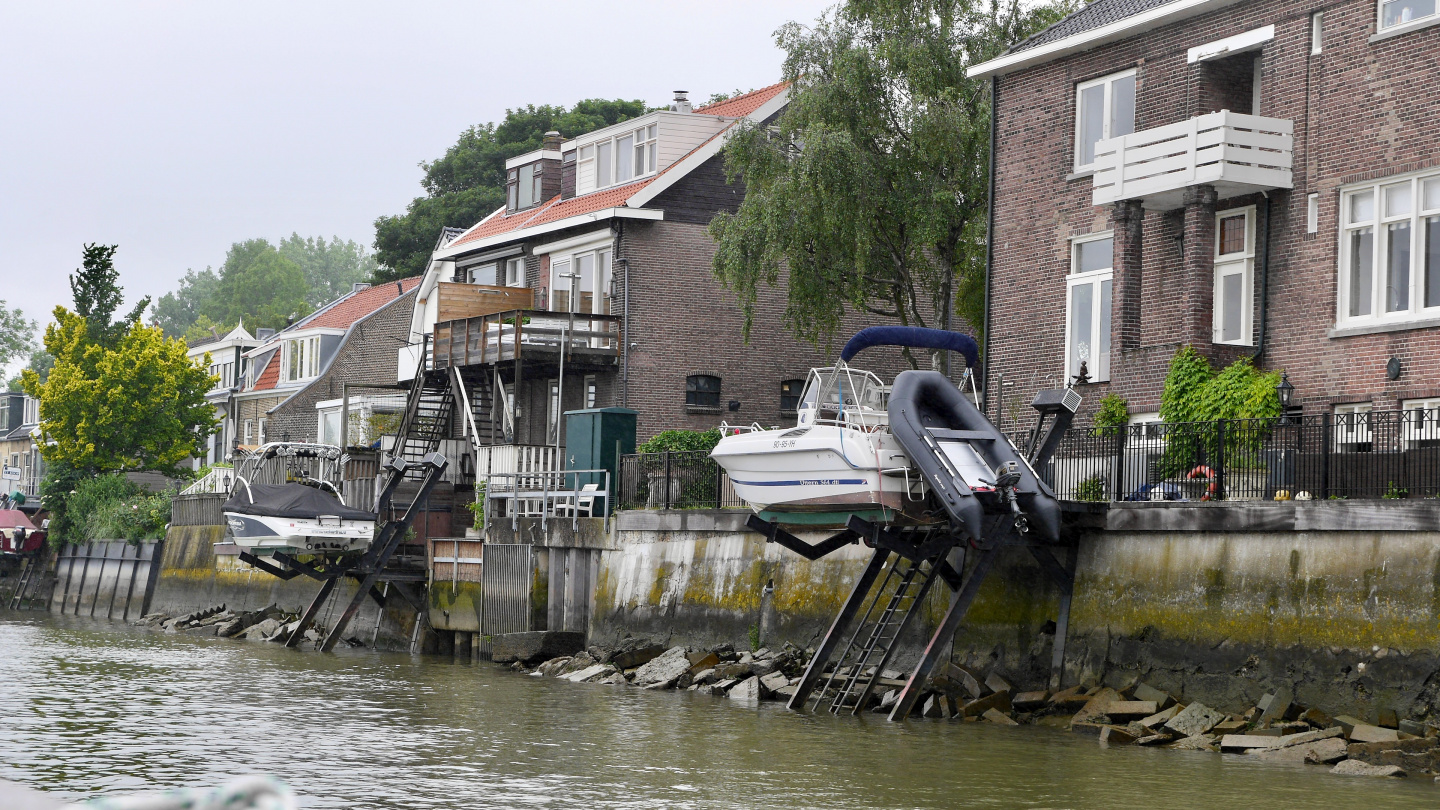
[0,510,36,532]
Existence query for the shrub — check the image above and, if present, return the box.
[1076,475,1106,502]
[1093,394,1129,437]
[638,428,722,454]
[65,473,173,543]
[1157,347,1284,479]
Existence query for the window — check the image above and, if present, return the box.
[504,257,526,287]
[780,379,805,412]
[467,262,496,285]
[1065,234,1113,383]
[1339,172,1440,325]
[320,411,340,446]
[1403,398,1440,448]
[577,123,660,193]
[1213,207,1255,345]
[550,248,612,314]
[1310,11,1323,53]
[507,163,542,212]
[583,375,598,409]
[1075,70,1136,171]
[242,420,254,446]
[1307,193,1319,234]
[596,142,611,190]
[1380,0,1437,30]
[284,336,321,382]
[546,379,560,443]
[1334,403,1373,452]
[258,418,267,445]
[686,375,721,408]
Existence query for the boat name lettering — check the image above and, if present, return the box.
[772,439,797,449]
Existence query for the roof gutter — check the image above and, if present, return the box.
[433,207,663,261]
[966,0,1241,79]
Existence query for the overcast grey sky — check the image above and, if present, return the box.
[0,0,832,370]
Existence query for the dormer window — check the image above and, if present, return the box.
[578,124,659,193]
[507,162,543,212]
[283,335,321,382]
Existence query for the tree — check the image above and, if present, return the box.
[24,309,218,475]
[70,244,150,349]
[6,348,52,392]
[372,98,652,281]
[151,267,220,339]
[710,0,1074,367]
[203,239,310,331]
[279,233,379,306]
[0,300,35,368]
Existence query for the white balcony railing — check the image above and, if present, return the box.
[1092,110,1293,210]
[474,443,561,484]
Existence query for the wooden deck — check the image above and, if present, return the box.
[433,309,621,369]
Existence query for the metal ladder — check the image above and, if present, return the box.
[809,549,944,715]
[391,370,454,481]
[7,556,36,610]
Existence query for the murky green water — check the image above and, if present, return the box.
[1,615,1436,809]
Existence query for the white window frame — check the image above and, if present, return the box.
[583,375,597,409]
[1074,69,1137,172]
[577,123,660,193]
[549,247,612,315]
[504,257,526,288]
[467,262,496,285]
[1213,206,1256,346]
[1064,232,1114,383]
[1334,402,1373,451]
[1402,397,1440,448]
[1337,169,1440,327]
[242,419,254,446]
[1378,0,1438,32]
[1310,11,1323,54]
[546,379,561,443]
[283,335,323,383]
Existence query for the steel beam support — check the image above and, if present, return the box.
[238,552,302,581]
[746,515,857,561]
[285,576,339,648]
[1048,544,1079,690]
[786,547,891,711]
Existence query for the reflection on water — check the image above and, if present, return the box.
[0,615,1435,809]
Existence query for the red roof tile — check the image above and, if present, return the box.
[446,82,790,251]
[251,348,280,391]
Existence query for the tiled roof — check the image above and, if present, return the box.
[251,349,281,392]
[1010,0,1180,52]
[445,82,791,251]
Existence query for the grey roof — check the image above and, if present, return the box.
[1010,0,1180,53]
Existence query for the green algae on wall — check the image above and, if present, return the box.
[430,581,483,632]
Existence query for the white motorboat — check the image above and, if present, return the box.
[222,442,376,554]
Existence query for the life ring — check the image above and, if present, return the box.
[1186,465,1220,500]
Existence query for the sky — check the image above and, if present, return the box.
[0,0,834,374]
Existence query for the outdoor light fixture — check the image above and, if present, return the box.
[1387,357,1402,381]
[1276,373,1294,410]
[727,400,741,412]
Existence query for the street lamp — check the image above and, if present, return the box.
[1276,373,1295,421]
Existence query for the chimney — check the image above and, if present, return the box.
[543,130,563,152]
[256,328,276,340]
[352,282,372,293]
[670,90,692,114]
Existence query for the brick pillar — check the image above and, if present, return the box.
[1111,200,1144,354]
[1181,184,1218,347]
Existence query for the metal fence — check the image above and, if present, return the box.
[1031,410,1440,502]
[618,451,744,510]
[171,493,227,527]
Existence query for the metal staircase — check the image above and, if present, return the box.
[7,556,38,610]
[391,370,454,479]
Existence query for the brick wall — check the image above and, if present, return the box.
[987,0,1440,424]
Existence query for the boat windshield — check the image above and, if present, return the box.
[234,442,345,489]
[797,366,889,430]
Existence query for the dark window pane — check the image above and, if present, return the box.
[780,379,804,411]
[1219,215,1247,255]
[1426,216,1440,308]
[686,375,721,407]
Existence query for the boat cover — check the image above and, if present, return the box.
[0,510,36,532]
[840,326,979,367]
[223,483,375,521]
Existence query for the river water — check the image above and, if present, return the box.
[1,615,1436,809]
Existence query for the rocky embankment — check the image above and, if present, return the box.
[131,604,363,646]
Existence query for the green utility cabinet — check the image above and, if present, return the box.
[563,407,637,513]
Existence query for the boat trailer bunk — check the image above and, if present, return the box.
[747,375,1083,722]
[237,451,449,652]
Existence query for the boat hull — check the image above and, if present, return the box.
[224,511,374,555]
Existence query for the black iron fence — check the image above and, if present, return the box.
[618,451,745,510]
[1025,410,1440,502]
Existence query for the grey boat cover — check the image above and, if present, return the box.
[223,483,375,521]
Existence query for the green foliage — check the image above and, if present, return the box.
[1075,475,1106,502]
[1156,346,1285,481]
[1383,481,1408,500]
[6,348,51,392]
[1158,346,1214,424]
[748,623,761,652]
[64,473,172,544]
[70,244,150,349]
[1093,394,1129,436]
[0,299,36,367]
[638,429,723,454]
[278,233,379,307]
[152,267,220,339]
[709,0,1076,362]
[468,483,487,531]
[371,99,651,282]
[204,239,311,332]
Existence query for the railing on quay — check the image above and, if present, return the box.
[1028,409,1440,502]
[618,451,745,511]
[484,468,612,532]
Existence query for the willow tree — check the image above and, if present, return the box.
[710,0,1073,367]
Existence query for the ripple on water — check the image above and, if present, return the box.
[1,615,1437,809]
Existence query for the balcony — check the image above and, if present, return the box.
[432,308,621,370]
[1091,111,1293,210]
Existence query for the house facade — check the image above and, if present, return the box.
[185,324,264,468]
[972,0,1440,428]
[402,84,911,461]
[0,393,42,506]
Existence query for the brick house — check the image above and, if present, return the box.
[401,82,914,466]
[971,0,1440,430]
[227,279,420,455]
[0,393,42,506]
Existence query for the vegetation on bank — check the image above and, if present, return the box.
[638,429,723,454]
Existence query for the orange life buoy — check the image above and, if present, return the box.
[1186,465,1220,500]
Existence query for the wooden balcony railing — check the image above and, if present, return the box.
[1091,110,1293,210]
[433,309,622,368]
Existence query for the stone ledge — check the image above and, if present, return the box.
[615,509,753,534]
[1105,499,1440,533]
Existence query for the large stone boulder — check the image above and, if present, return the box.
[492,631,586,665]
[633,646,692,688]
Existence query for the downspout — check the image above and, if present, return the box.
[980,75,999,415]
[1249,194,1272,364]
[615,221,630,409]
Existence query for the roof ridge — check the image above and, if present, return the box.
[694,80,790,114]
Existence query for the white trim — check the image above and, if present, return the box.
[967,0,1242,79]
[433,207,663,260]
[1074,69,1136,172]
[1212,205,1256,345]
[455,244,523,268]
[1064,231,1115,383]
[626,88,792,209]
[504,150,563,170]
[1187,24,1273,63]
[1371,9,1440,40]
[531,228,613,257]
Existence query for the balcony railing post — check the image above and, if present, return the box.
[1215,420,1227,500]
[1321,413,1332,499]
[663,451,672,511]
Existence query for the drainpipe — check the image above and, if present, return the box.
[615,221,630,409]
[980,75,999,415]
[1249,194,1272,364]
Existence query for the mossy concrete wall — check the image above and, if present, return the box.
[151,524,419,650]
[1067,501,1440,721]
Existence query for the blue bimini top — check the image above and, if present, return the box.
[839,326,980,368]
